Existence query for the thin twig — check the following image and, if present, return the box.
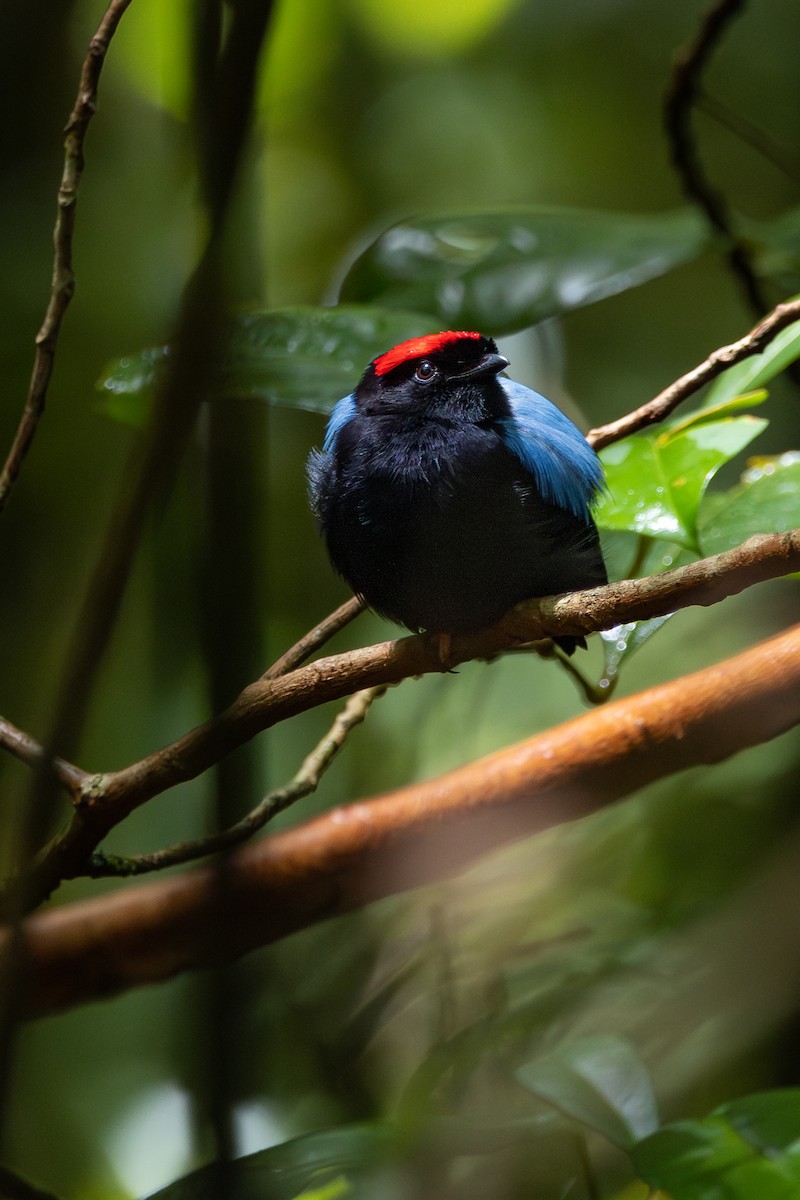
[664,0,767,313]
[0,0,134,514]
[88,685,386,876]
[263,595,366,679]
[0,717,85,796]
[588,297,800,448]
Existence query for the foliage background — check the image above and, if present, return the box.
[0,0,799,1196]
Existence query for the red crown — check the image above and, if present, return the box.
[373,330,483,376]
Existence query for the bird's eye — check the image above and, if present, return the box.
[414,360,437,382]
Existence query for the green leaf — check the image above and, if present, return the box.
[666,390,768,432]
[144,1124,393,1200]
[698,453,800,559]
[596,415,768,550]
[702,306,800,407]
[599,616,674,686]
[96,305,437,427]
[634,1121,800,1199]
[718,1089,800,1156]
[633,1094,800,1200]
[744,209,800,296]
[339,208,707,334]
[291,1178,351,1200]
[659,416,768,534]
[515,1035,659,1150]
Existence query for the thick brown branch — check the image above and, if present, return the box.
[16,527,800,910]
[0,0,134,513]
[13,622,800,1018]
[588,298,800,448]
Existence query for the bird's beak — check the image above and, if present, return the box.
[454,352,510,381]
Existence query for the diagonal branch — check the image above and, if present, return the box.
[12,527,799,912]
[0,0,134,514]
[13,621,800,1018]
[0,717,85,795]
[88,685,386,876]
[262,596,366,680]
[588,297,800,448]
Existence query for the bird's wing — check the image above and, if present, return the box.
[497,378,604,521]
[322,393,358,454]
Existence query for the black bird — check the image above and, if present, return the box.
[307,330,606,652]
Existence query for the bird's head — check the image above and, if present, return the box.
[356,330,510,423]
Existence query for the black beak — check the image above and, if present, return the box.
[454,352,509,381]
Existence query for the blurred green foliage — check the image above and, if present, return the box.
[1,1,800,1198]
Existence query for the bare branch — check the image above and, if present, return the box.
[262,595,366,680]
[13,621,800,1018]
[664,0,767,313]
[88,685,386,876]
[588,298,800,448]
[0,0,134,514]
[13,527,799,911]
[0,717,85,796]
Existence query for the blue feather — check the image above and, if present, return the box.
[497,378,603,522]
[322,393,357,454]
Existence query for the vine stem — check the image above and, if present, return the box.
[0,0,134,513]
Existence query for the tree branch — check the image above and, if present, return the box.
[588,298,800,448]
[262,595,366,680]
[0,0,134,514]
[12,527,799,911]
[88,685,386,876]
[664,0,767,314]
[0,717,84,795]
[13,621,800,1018]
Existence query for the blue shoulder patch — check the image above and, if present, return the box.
[497,378,604,521]
[322,393,357,454]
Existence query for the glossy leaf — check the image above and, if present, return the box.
[659,416,768,534]
[633,1092,800,1200]
[145,1124,392,1200]
[339,208,707,334]
[599,616,674,687]
[698,453,800,559]
[596,415,767,550]
[719,1089,800,1155]
[96,305,437,426]
[516,1035,659,1150]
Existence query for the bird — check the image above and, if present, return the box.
[307,330,606,654]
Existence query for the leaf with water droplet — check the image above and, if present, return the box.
[96,305,436,427]
[698,453,800,561]
[599,616,675,686]
[596,415,768,550]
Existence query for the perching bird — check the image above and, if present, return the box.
[307,330,606,653]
